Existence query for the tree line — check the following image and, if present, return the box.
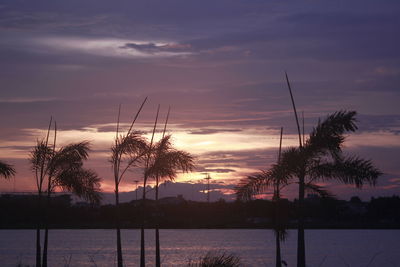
[1,194,399,229]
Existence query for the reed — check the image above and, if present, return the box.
[187,251,242,267]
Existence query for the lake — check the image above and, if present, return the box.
[0,229,399,266]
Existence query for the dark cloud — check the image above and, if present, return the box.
[357,114,400,133]
[199,148,279,171]
[120,42,192,54]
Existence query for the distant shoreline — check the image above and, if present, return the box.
[2,226,400,230]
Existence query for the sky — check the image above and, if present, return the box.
[0,0,399,201]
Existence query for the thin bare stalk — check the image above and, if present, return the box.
[127,97,148,136]
[285,72,302,148]
[302,111,305,145]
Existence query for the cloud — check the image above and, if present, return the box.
[120,42,192,54]
[0,97,59,103]
[188,128,243,135]
[374,66,400,76]
[31,37,193,59]
[200,168,236,173]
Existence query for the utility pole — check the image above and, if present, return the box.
[134,180,139,201]
[204,174,211,203]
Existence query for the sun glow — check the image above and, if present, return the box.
[2,122,397,192]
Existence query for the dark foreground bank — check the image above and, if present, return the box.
[1,194,400,229]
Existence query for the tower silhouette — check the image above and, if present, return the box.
[204,173,211,203]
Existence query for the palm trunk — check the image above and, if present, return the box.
[36,227,41,267]
[36,193,42,267]
[140,182,146,267]
[42,190,51,267]
[42,226,49,267]
[297,172,306,267]
[115,188,123,267]
[275,193,282,267]
[275,230,282,267]
[155,178,160,267]
[42,229,48,267]
[155,229,160,266]
[42,173,54,267]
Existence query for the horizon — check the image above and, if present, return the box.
[1,1,400,201]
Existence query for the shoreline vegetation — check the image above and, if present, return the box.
[1,194,399,230]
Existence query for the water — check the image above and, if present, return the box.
[0,229,399,266]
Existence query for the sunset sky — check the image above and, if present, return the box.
[1,0,399,201]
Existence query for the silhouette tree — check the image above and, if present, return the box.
[284,110,381,267]
[30,118,102,267]
[284,74,381,267]
[0,160,16,179]
[237,111,382,267]
[147,133,195,267]
[111,99,148,267]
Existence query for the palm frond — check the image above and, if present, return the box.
[304,182,334,198]
[235,171,273,201]
[146,135,194,181]
[29,140,53,171]
[306,110,357,158]
[308,156,382,188]
[276,147,304,177]
[58,141,90,160]
[55,168,102,204]
[111,131,148,163]
[0,160,16,179]
[47,141,92,178]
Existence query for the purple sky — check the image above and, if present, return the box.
[1,0,400,201]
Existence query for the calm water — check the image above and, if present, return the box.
[0,229,399,266]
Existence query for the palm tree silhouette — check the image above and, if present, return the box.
[147,133,195,267]
[236,111,382,267]
[111,99,148,267]
[283,74,381,267]
[141,106,194,267]
[30,118,102,267]
[283,110,381,267]
[0,160,16,179]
